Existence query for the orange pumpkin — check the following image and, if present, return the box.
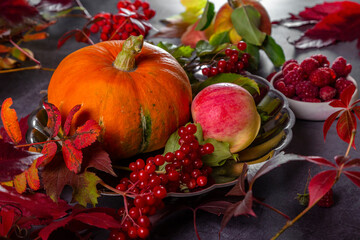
[47,36,192,159]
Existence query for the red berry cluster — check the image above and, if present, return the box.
[89,0,155,41]
[202,41,251,77]
[109,124,214,239]
[273,55,354,102]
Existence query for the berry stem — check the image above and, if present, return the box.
[100,181,126,196]
[113,35,144,72]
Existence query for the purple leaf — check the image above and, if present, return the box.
[0,139,42,182]
[248,153,304,185]
[226,164,248,196]
[304,156,336,168]
[43,102,61,138]
[197,201,233,216]
[344,171,360,187]
[308,170,337,207]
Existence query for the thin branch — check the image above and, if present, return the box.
[0,66,55,74]
[253,198,290,221]
[9,39,40,65]
[75,0,92,18]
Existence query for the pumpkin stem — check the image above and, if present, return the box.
[113,35,144,72]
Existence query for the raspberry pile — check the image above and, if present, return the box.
[273,55,354,102]
[201,41,251,77]
[109,123,214,239]
[89,0,155,41]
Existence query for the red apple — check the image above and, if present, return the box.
[191,83,261,153]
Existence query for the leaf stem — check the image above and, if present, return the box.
[15,139,61,148]
[99,181,125,196]
[75,0,92,18]
[345,129,356,157]
[9,39,40,65]
[193,209,202,240]
[253,198,290,220]
[0,65,55,74]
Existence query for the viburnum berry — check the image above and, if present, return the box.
[202,67,210,76]
[137,227,150,239]
[237,41,247,51]
[196,176,208,187]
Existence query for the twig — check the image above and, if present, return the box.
[75,0,92,19]
[9,39,41,65]
[253,198,290,220]
[0,66,55,74]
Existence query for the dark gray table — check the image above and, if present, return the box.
[1,0,359,239]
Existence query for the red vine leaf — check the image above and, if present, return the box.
[308,170,337,207]
[83,145,116,177]
[226,163,248,196]
[0,139,41,182]
[1,98,22,144]
[304,156,336,168]
[58,29,87,49]
[323,109,342,141]
[344,171,360,188]
[353,106,360,120]
[25,160,40,191]
[72,120,101,149]
[221,190,255,233]
[63,104,81,136]
[329,100,346,108]
[0,207,15,237]
[62,140,83,173]
[336,110,356,149]
[36,142,58,167]
[340,84,356,107]
[38,216,72,240]
[298,2,344,20]
[335,155,349,166]
[43,102,61,138]
[0,0,38,24]
[344,158,360,168]
[197,201,233,216]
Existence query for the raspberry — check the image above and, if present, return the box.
[283,62,300,76]
[282,59,298,71]
[302,97,321,103]
[319,86,337,101]
[309,67,333,87]
[300,57,319,75]
[331,56,352,77]
[296,81,319,98]
[284,68,304,86]
[292,96,301,101]
[335,77,355,95]
[317,189,334,207]
[310,54,330,67]
[274,80,296,98]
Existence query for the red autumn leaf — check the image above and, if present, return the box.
[0,45,12,53]
[335,155,350,166]
[0,0,38,24]
[58,29,84,49]
[23,32,48,42]
[353,106,360,120]
[72,120,101,149]
[221,191,255,233]
[0,139,41,182]
[344,158,360,168]
[336,110,356,149]
[38,215,72,240]
[323,109,342,141]
[36,142,58,167]
[298,2,345,21]
[83,145,116,176]
[0,208,15,237]
[62,140,83,173]
[0,185,70,228]
[0,115,29,145]
[43,102,61,138]
[329,99,346,108]
[63,104,81,136]
[344,171,360,187]
[25,160,40,191]
[1,98,22,144]
[13,171,26,194]
[308,170,337,207]
[226,164,248,197]
[304,156,336,168]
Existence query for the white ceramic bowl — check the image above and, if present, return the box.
[270,72,359,121]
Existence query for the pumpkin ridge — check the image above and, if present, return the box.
[139,107,152,153]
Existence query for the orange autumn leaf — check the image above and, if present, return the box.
[14,172,26,194]
[1,98,22,144]
[0,44,12,53]
[62,140,83,173]
[25,160,40,190]
[23,32,48,42]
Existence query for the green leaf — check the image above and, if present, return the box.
[72,171,101,207]
[180,0,207,23]
[10,48,33,62]
[243,43,260,71]
[195,1,215,31]
[231,6,266,46]
[195,73,260,96]
[157,42,194,60]
[195,40,215,56]
[202,138,231,167]
[209,31,230,46]
[261,35,285,67]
